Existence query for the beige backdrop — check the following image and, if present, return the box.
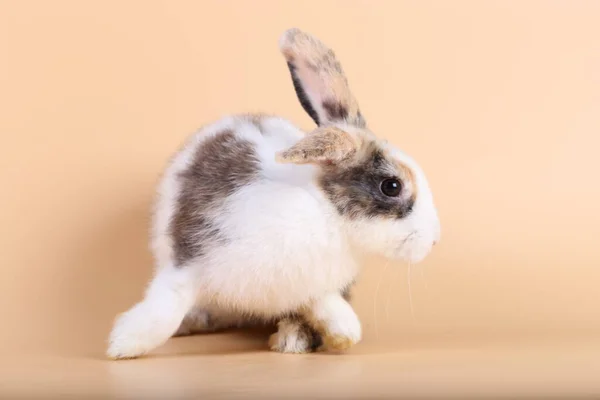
[1,0,599,380]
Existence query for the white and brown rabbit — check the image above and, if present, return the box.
[107,28,440,359]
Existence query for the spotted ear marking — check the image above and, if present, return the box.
[279,28,366,128]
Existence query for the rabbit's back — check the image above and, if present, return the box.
[149,114,358,316]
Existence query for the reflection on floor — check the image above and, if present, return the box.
[1,329,599,399]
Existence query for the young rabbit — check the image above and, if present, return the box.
[107,28,440,359]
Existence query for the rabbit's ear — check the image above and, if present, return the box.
[279,28,366,128]
[276,126,360,165]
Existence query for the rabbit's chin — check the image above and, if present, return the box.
[397,247,433,265]
[388,237,435,265]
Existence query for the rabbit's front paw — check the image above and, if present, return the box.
[320,312,362,351]
[307,293,362,352]
[322,333,358,351]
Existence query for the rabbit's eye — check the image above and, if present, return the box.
[380,178,402,197]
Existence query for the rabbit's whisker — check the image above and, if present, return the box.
[385,263,401,323]
[373,260,390,340]
[407,262,415,318]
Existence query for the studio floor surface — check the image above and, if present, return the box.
[2,331,599,399]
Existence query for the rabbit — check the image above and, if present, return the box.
[106,28,440,359]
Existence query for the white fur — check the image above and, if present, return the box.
[107,266,196,359]
[107,114,440,359]
[384,143,441,262]
[309,293,362,344]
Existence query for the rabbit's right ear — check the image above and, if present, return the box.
[275,126,360,166]
[279,28,366,128]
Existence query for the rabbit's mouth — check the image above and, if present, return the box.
[395,231,434,264]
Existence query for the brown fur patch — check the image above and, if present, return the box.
[393,159,418,206]
[169,130,260,266]
[319,145,416,220]
[322,100,349,122]
[322,334,356,351]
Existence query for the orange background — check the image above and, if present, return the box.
[0,0,599,397]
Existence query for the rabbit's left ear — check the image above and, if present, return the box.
[279,28,366,128]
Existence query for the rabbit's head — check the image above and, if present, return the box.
[277,28,440,263]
